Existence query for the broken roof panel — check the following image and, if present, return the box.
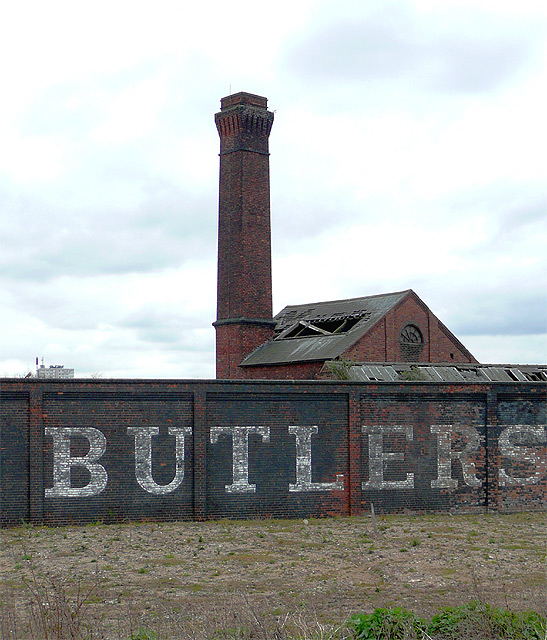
[343,363,547,383]
[241,290,410,366]
[348,364,399,382]
[274,290,409,334]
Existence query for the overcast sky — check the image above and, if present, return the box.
[1,0,546,378]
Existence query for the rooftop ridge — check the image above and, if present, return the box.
[277,289,412,313]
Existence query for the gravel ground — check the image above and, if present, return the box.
[0,512,545,638]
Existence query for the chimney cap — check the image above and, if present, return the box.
[220,92,268,110]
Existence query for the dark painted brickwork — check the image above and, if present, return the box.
[0,392,30,526]
[495,394,547,512]
[360,390,487,514]
[0,379,545,527]
[41,391,194,525]
[206,392,347,520]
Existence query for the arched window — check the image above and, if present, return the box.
[399,324,423,362]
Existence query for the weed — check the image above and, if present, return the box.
[128,629,157,640]
[399,367,428,381]
[349,607,427,639]
[325,357,354,380]
[21,566,101,640]
[428,601,547,639]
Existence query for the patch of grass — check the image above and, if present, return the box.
[128,629,157,640]
[503,543,530,550]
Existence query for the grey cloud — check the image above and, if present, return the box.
[451,188,547,257]
[119,308,206,346]
[431,36,532,93]
[272,199,357,249]
[19,84,103,138]
[134,328,212,350]
[19,58,216,138]
[134,182,217,240]
[453,291,547,337]
[344,267,545,339]
[0,185,216,282]
[283,8,540,94]
[498,198,547,235]
[3,282,114,332]
[284,17,417,83]
[420,272,546,338]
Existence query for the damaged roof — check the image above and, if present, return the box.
[240,290,410,366]
[333,362,547,383]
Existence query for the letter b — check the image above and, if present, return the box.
[45,427,108,498]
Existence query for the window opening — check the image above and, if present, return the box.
[525,371,547,382]
[279,312,371,339]
[399,324,424,362]
[400,324,423,344]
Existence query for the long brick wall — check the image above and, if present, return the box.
[0,379,545,527]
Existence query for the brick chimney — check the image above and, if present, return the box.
[213,92,276,379]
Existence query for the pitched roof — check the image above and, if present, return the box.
[240,290,411,366]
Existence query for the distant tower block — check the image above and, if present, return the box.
[213,92,276,379]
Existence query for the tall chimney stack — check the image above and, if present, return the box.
[213,92,276,379]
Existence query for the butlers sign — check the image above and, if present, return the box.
[44,422,546,499]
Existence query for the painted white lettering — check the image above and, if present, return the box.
[288,425,344,492]
[362,425,414,490]
[45,427,107,498]
[128,426,191,495]
[430,425,482,488]
[499,424,547,486]
[210,426,270,493]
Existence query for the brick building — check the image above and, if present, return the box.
[0,92,544,527]
[213,91,482,380]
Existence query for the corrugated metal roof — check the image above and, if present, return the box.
[349,365,400,382]
[340,363,547,383]
[241,290,410,366]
